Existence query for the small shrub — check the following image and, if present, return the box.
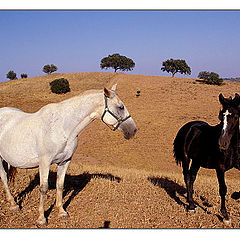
[50,78,70,94]
[21,73,28,78]
[136,90,141,97]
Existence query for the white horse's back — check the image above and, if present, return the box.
[0,107,43,168]
[0,107,29,139]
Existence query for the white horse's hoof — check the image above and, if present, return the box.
[10,205,19,212]
[36,217,47,226]
[188,209,196,214]
[223,218,231,226]
[58,211,69,218]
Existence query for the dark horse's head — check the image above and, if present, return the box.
[218,93,240,151]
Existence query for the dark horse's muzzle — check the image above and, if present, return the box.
[218,133,231,151]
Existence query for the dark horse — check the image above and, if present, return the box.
[173,93,240,223]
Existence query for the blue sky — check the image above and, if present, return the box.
[0,10,240,81]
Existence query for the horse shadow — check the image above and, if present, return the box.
[15,171,121,220]
[231,191,240,200]
[147,176,212,214]
[148,177,187,207]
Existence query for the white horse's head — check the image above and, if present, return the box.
[101,84,137,139]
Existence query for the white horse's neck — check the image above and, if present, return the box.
[57,90,104,140]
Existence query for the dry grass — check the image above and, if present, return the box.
[0,72,240,228]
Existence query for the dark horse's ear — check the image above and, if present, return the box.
[104,88,111,98]
[219,93,226,106]
[233,93,240,104]
[219,93,232,106]
[233,93,240,112]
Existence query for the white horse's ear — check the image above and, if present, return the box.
[104,88,111,98]
[111,83,117,91]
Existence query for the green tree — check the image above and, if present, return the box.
[49,64,58,74]
[6,70,17,80]
[21,73,28,78]
[161,58,191,77]
[198,71,210,80]
[43,64,51,74]
[100,53,135,72]
[43,64,58,74]
[198,71,223,85]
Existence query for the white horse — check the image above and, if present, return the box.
[0,85,137,225]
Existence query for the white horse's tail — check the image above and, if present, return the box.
[2,160,17,184]
[8,165,17,184]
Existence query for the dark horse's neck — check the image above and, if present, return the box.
[211,120,240,170]
[224,119,240,169]
[237,120,240,159]
[216,120,239,146]
[233,120,239,147]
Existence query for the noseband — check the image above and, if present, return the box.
[101,94,131,131]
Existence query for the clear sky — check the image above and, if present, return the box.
[0,10,240,81]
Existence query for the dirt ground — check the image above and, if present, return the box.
[0,72,240,229]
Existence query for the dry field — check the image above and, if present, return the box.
[0,72,240,228]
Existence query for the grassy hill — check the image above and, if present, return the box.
[0,72,240,228]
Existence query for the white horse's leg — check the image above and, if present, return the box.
[0,158,19,211]
[37,159,50,226]
[56,160,71,217]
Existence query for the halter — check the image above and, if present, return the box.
[101,94,131,131]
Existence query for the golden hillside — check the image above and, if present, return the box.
[0,72,240,228]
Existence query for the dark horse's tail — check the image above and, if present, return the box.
[173,126,187,167]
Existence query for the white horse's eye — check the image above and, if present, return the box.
[119,105,124,110]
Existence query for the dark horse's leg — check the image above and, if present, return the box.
[183,160,200,211]
[216,169,230,223]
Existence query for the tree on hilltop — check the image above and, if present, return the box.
[100,53,135,72]
[6,70,17,80]
[198,71,223,85]
[198,71,210,80]
[161,58,191,77]
[21,73,28,78]
[43,64,58,74]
